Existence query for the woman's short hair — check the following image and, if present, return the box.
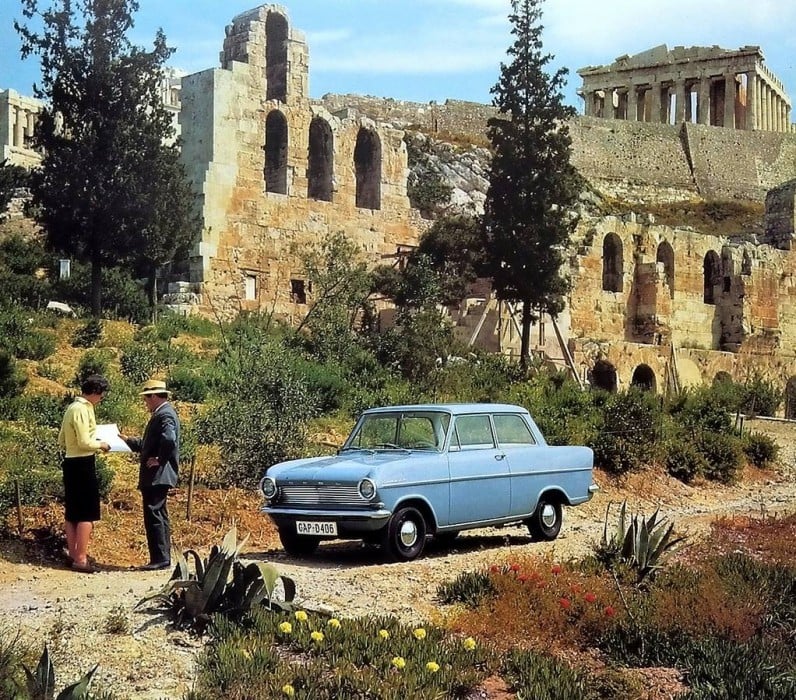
[81,374,110,396]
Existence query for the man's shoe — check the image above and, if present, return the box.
[141,560,171,571]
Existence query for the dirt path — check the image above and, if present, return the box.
[2,419,795,699]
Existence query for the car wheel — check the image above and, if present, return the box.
[382,506,427,561]
[526,497,563,541]
[278,527,320,557]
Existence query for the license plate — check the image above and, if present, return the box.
[296,521,337,536]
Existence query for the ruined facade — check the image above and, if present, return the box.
[177,5,421,319]
[578,44,793,132]
[0,89,42,167]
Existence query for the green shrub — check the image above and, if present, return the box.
[668,386,735,435]
[0,350,27,398]
[738,374,783,417]
[12,393,68,428]
[120,342,159,383]
[502,648,587,699]
[75,348,114,386]
[0,306,56,359]
[695,431,744,484]
[436,570,496,608]
[663,438,707,483]
[167,367,209,403]
[742,431,780,469]
[72,318,104,348]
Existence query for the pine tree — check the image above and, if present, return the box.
[482,0,582,368]
[16,0,198,317]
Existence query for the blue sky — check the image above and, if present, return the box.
[2,0,795,112]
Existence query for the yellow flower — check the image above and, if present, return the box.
[282,684,295,697]
[278,621,292,634]
[413,627,427,640]
[310,630,325,643]
[462,637,476,651]
[241,649,252,660]
[391,656,406,670]
[294,610,308,623]
[378,629,390,640]
[426,661,440,673]
[327,618,341,629]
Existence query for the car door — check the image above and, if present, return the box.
[492,412,541,517]
[447,413,511,525]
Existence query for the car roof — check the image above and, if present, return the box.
[362,403,529,415]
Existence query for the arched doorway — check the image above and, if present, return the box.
[656,241,675,297]
[703,251,721,304]
[265,12,288,101]
[354,127,381,210]
[590,360,618,392]
[785,377,796,419]
[602,233,623,292]
[631,364,657,392]
[265,110,288,194]
[307,117,333,201]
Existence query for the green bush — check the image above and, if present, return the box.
[72,318,104,348]
[0,306,56,359]
[738,374,783,417]
[742,431,780,469]
[120,342,159,383]
[663,438,708,483]
[75,348,114,386]
[502,648,587,700]
[436,570,496,608]
[695,431,744,484]
[0,350,27,398]
[167,367,208,403]
[668,386,735,435]
[11,392,67,428]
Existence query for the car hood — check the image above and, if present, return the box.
[268,451,423,482]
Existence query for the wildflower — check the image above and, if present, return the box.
[294,610,308,622]
[327,618,341,629]
[518,574,529,583]
[559,597,571,610]
[310,630,324,643]
[413,627,427,640]
[278,621,293,634]
[509,563,520,572]
[569,583,582,595]
[551,564,562,575]
[426,661,440,673]
[241,648,252,660]
[604,605,616,617]
[584,592,597,604]
[489,564,500,573]
[282,685,295,698]
[392,656,406,670]
[462,637,476,651]
[378,629,390,640]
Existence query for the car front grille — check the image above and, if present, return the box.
[279,483,364,507]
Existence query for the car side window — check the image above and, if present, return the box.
[493,414,536,446]
[454,414,495,450]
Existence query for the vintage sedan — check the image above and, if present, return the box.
[260,404,597,561]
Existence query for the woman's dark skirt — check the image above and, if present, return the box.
[62,455,101,523]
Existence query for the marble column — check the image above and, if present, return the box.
[697,78,710,125]
[26,110,36,142]
[605,88,615,119]
[14,107,25,147]
[675,79,687,123]
[650,83,663,124]
[627,86,639,121]
[723,73,736,128]
[745,72,757,130]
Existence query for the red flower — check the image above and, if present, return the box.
[489,565,499,573]
[584,592,597,604]
[510,563,520,573]
[559,598,571,609]
[569,583,582,595]
[551,564,562,575]
[518,574,529,583]
[604,606,616,617]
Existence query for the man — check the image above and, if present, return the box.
[58,374,111,573]
[120,379,180,571]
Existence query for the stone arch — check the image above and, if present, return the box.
[703,250,721,304]
[590,359,618,392]
[656,240,675,298]
[265,110,288,194]
[354,127,381,210]
[630,364,657,392]
[602,233,623,292]
[265,12,288,102]
[307,117,333,201]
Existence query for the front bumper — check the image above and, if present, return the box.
[262,506,392,535]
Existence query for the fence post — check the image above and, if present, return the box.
[186,456,196,522]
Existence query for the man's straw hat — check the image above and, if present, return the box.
[139,379,171,396]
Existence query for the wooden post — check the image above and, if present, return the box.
[15,479,23,536]
[185,456,196,522]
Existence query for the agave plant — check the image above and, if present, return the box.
[23,644,98,700]
[137,525,296,632]
[599,500,686,583]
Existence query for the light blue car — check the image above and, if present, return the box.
[260,403,597,561]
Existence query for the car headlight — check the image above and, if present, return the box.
[358,478,376,501]
[260,476,277,499]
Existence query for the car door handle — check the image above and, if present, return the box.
[495,453,506,461]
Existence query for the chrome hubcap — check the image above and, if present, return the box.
[541,504,557,528]
[399,520,418,547]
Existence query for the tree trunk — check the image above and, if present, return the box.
[90,257,102,318]
[147,264,158,323]
[519,297,533,370]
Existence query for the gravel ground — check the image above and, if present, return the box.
[2,418,795,699]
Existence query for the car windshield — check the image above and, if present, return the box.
[344,411,450,451]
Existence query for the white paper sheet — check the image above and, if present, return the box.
[95,423,132,452]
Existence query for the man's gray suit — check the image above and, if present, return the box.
[126,402,180,565]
